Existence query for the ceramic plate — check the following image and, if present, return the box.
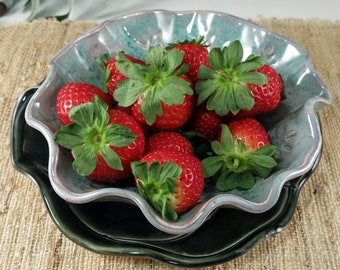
[11,87,321,267]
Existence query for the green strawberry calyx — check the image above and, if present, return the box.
[195,40,268,116]
[131,160,182,221]
[166,35,210,49]
[96,53,111,93]
[201,124,277,191]
[54,95,138,176]
[113,46,193,125]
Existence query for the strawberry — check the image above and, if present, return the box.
[106,53,144,96]
[145,131,194,155]
[54,96,145,182]
[201,118,277,191]
[56,82,113,125]
[227,117,271,151]
[187,103,223,142]
[131,150,204,220]
[113,46,195,130]
[195,40,282,116]
[130,86,195,130]
[167,36,210,83]
[230,64,283,118]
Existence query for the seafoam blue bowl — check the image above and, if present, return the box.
[25,10,331,234]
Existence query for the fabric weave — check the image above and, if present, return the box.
[0,18,339,269]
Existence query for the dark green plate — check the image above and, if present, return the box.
[10,87,321,267]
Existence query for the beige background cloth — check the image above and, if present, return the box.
[0,18,339,269]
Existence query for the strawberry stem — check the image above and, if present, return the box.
[232,158,240,170]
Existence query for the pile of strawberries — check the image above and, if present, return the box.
[54,38,282,221]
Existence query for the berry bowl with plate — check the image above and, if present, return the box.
[24,10,331,235]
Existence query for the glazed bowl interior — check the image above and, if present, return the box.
[25,10,331,234]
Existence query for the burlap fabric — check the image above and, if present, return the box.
[0,17,339,270]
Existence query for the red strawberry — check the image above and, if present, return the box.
[131,150,204,220]
[145,131,194,155]
[115,104,133,116]
[201,118,277,191]
[226,117,270,152]
[187,103,223,142]
[113,47,194,130]
[167,36,210,83]
[131,85,195,130]
[230,64,283,118]
[195,40,282,117]
[54,96,145,182]
[56,82,113,125]
[104,53,144,96]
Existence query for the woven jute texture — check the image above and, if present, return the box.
[0,18,339,270]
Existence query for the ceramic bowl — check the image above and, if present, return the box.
[25,10,331,234]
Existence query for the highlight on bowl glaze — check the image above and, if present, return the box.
[25,10,331,234]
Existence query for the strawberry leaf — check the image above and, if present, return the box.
[114,79,145,107]
[53,125,85,149]
[211,141,225,155]
[166,36,210,49]
[238,71,268,85]
[251,165,272,178]
[105,124,137,147]
[196,40,268,116]
[96,54,110,93]
[204,84,254,115]
[201,156,224,178]
[140,90,163,125]
[235,55,266,73]
[144,46,164,67]
[163,48,186,74]
[208,47,224,70]
[224,40,243,68]
[216,168,236,191]
[100,145,123,171]
[253,144,277,156]
[54,95,138,176]
[114,46,193,125]
[131,161,182,221]
[195,64,216,80]
[69,102,94,127]
[201,124,277,191]
[175,63,189,76]
[248,147,277,178]
[159,162,179,192]
[195,78,217,105]
[238,172,255,189]
[216,171,255,191]
[72,144,97,176]
[249,152,277,168]
[92,96,109,127]
[219,124,234,152]
[157,76,190,105]
[115,58,146,81]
